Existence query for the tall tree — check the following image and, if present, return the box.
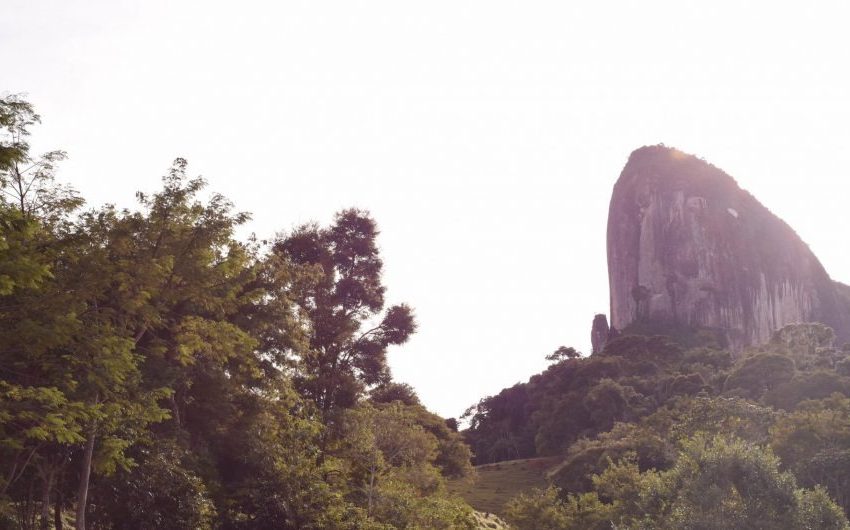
[0,94,79,223]
[0,94,90,528]
[273,209,416,422]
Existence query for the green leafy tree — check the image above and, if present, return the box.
[546,346,581,362]
[209,381,368,530]
[273,210,417,421]
[550,423,672,495]
[337,402,474,528]
[0,94,166,529]
[724,353,795,399]
[582,378,644,432]
[656,436,803,529]
[0,94,80,224]
[771,393,850,516]
[504,486,612,530]
[551,396,780,496]
[771,322,836,356]
[87,440,215,529]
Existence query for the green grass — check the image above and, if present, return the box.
[449,457,562,516]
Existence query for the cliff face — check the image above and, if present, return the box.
[607,145,850,350]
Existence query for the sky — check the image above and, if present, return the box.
[4,0,850,418]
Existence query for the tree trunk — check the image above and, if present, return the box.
[55,483,64,530]
[170,392,182,429]
[75,423,96,530]
[367,463,376,516]
[40,467,53,530]
[27,476,36,530]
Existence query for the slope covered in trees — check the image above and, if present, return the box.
[463,323,850,528]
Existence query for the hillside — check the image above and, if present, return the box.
[449,457,562,515]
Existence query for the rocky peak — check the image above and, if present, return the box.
[604,145,850,351]
[591,314,610,354]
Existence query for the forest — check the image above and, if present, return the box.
[0,95,476,529]
[465,325,850,528]
[5,94,850,530]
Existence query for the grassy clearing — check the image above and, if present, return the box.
[449,456,562,516]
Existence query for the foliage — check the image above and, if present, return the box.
[545,346,581,362]
[0,96,471,530]
[770,393,850,517]
[506,436,850,530]
[724,353,796,398]
[335,401,475,528]
[87,440,215,529]
[0,94,80,224]
[273,210,417,421]
[463,335,713,464]
[549,395,779,495]
[464,320,850,468]
[504,487,574,530]
[464,321,850,523]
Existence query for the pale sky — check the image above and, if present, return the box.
[5,0,850,418]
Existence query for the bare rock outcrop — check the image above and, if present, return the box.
[591,314,610,354]
[606,145,850,351]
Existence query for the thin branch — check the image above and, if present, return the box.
[5,443,42,492]
[354,326,382,344]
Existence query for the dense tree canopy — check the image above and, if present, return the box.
[505,436,849,530]
[0,96,472,530]
[466,321,850,525]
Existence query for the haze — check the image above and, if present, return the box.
[4,0,850,418]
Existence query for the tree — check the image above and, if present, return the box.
[770,393,850,516]
[206,380,368,530]
[724,353,795,399]
[0,154,258,528]
[582,378,643,433]
[504,486,611,530]
[550,422,673,495]
[0,94,166,529]
[336,402,475,529]
[546,346,581,362]
[0,94,80,223]
[551,395,781,496]
[273,209,416,423]
[87,440,215,529]
[369,382,421,407]
[771,322,836,356]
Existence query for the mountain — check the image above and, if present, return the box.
[605,145,850,351]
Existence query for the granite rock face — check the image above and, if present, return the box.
[606,145,850,351]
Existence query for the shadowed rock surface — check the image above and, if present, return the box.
[606,145,850,350]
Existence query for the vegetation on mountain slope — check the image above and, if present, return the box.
[463,322,850,528]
